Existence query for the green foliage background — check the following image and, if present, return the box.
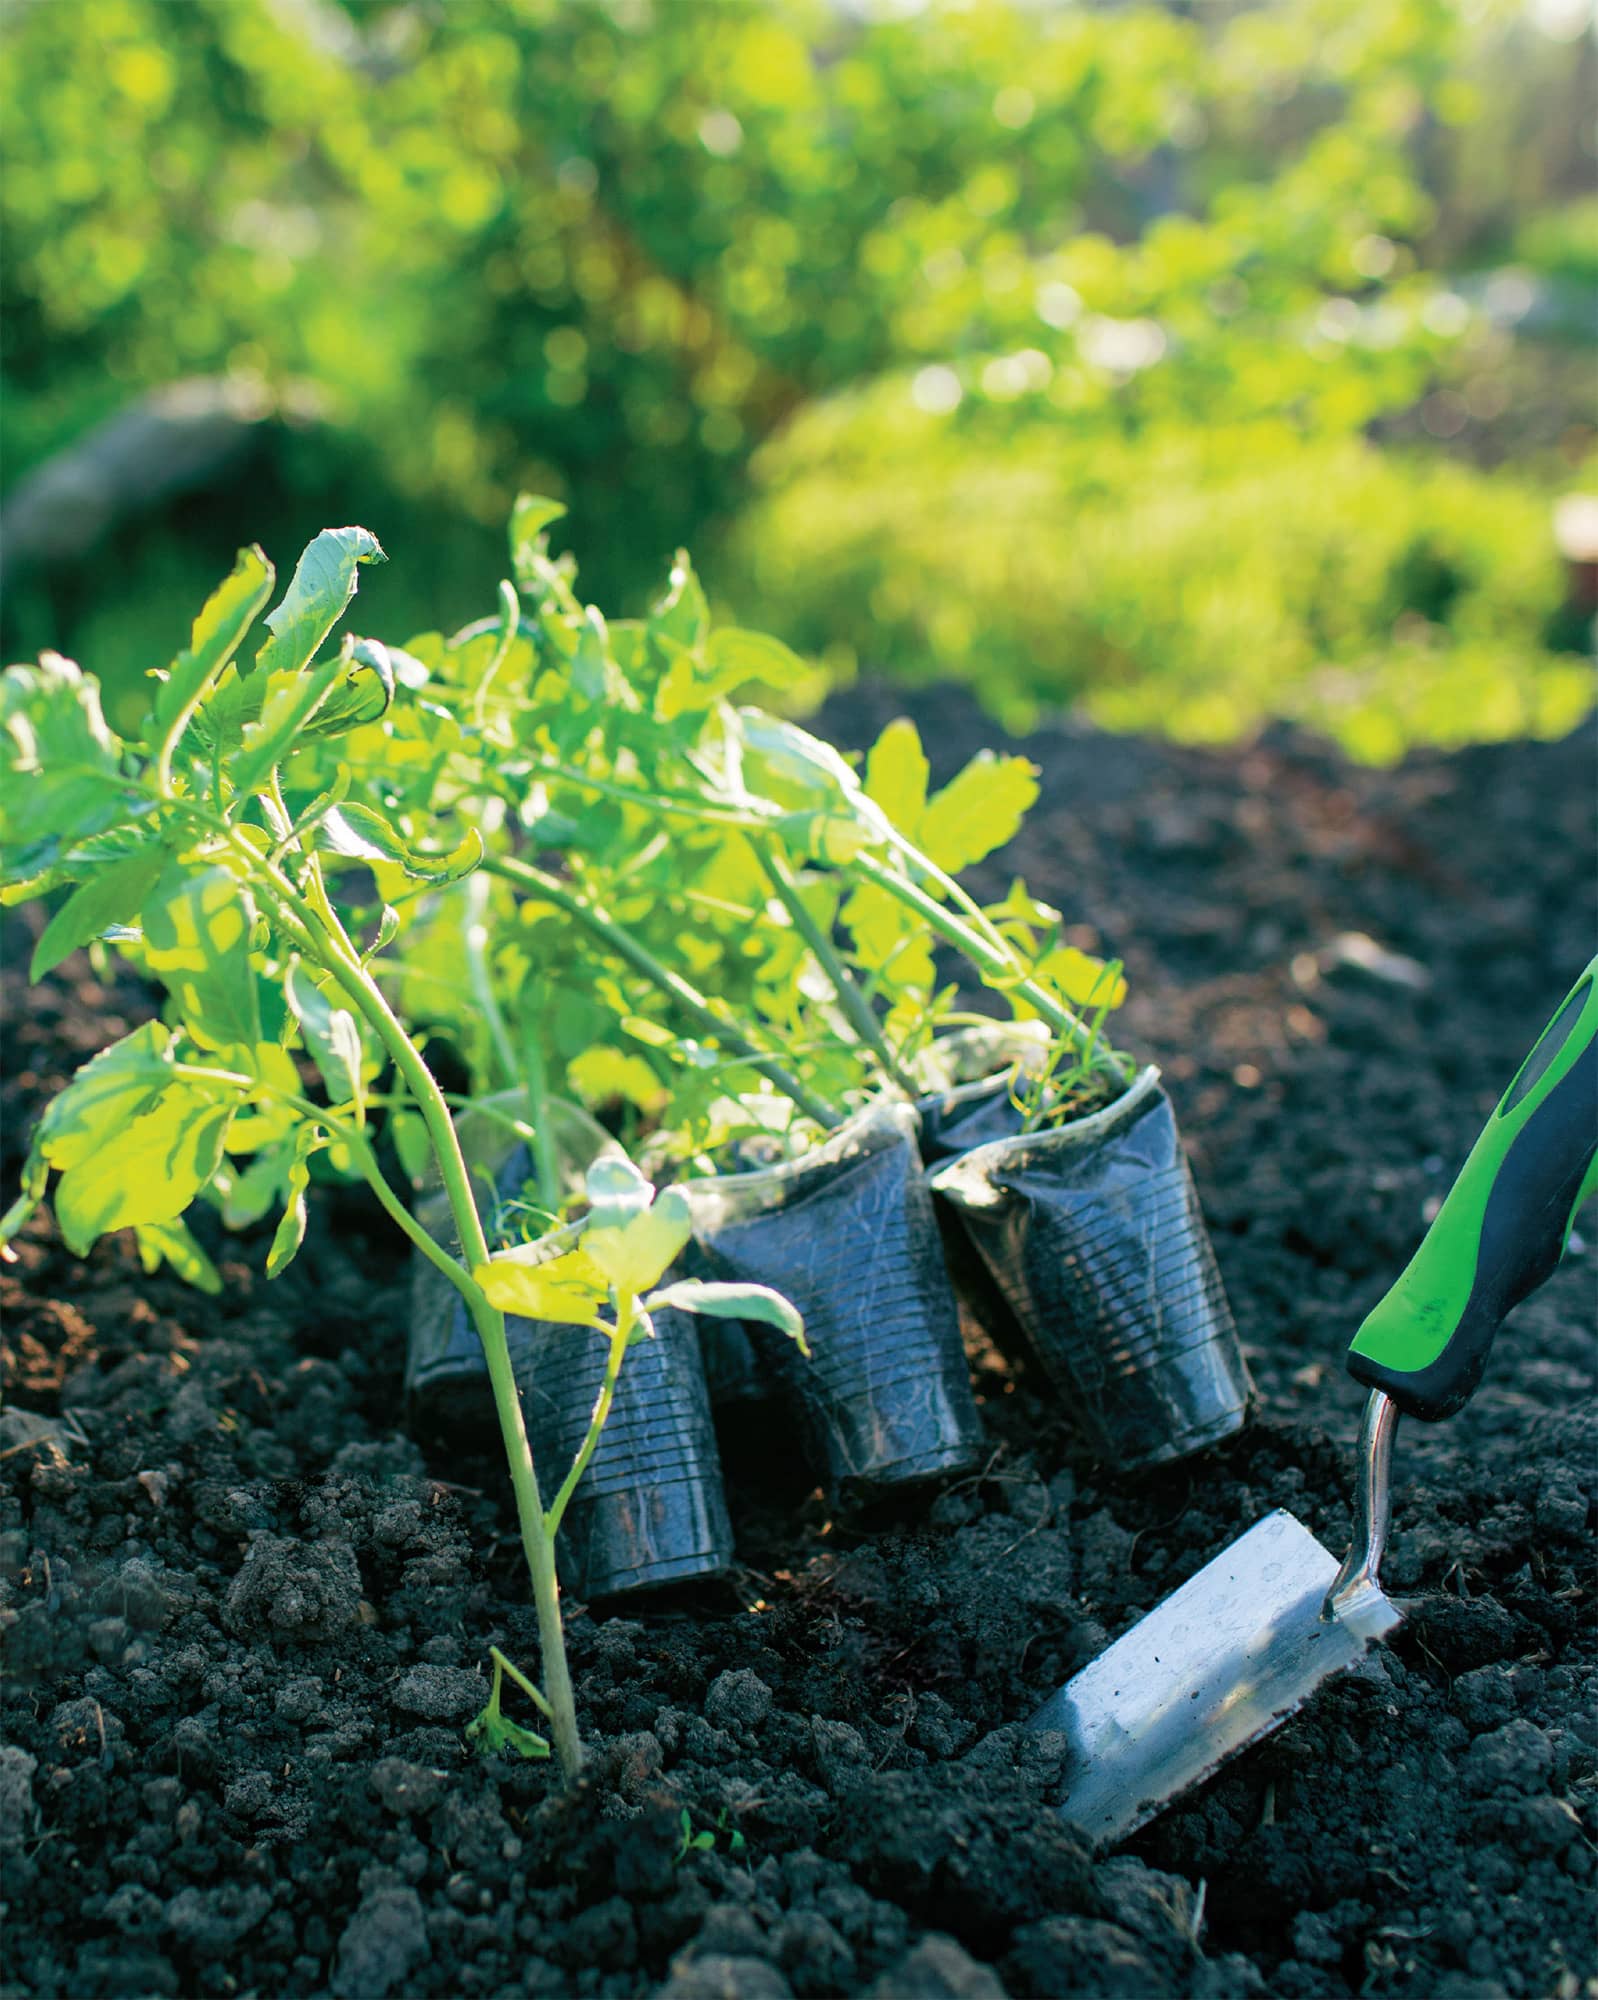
[2,0,1592,757]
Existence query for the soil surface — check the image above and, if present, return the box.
[3,691,1595,2000]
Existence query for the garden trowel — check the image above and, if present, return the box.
[1031,954,1598,1849]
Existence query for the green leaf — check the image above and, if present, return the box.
[150,546,274,742]
[583,1186,692,1297]
[55,1083,237,1255]
[510,493,567,556]
[474,1245,609,1324]
[706,627,809,690]
[141,865,261,1052]
[643,1278,809,1356]
[34,1022,176,1171]
[134,1217,223,1295]
[737,711,860,810]
[1031,945,1127,1011]
[254,527,387,681]
[389,1109,431,1188]
[466,1702,550,1762]
[299,637,398,739]
[919,752,1040,873]
[583,1154,654,1228]
[651,550,709,652]
[315,803,483,882]
[230,651,347,795]
[285,962,364,1116]
[864,717,930,834]
[1,653,128,875]
[266,1128,322,1278]
[30,842,171,981]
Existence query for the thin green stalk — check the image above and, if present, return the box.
[472,579,520,727]
[518,993,563,1216]
[851,852,1132,1084]
[485,853,841,1128]
[471,1290,583,1778]
[544,1308,632,1540]
[230,834,586,1781]
[754,841,916,1097]
[464,874,519,1088]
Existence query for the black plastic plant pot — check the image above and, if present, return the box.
[506,1296,734,1598]
[685,1100,985,1504]
[928,1067,1255,1471]
[406,1093,616,1443]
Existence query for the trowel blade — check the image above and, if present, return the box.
[1030,1509,1403,1850]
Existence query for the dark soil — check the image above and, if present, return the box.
[3,692,1595,2000]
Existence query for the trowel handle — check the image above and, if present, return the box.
[1347,956,1598,1422]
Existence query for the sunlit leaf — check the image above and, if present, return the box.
[254,526,387,680]
[474,1244,609,1325]
[584,1186,692,1296]
[0,653,128,874]
[285,961,363,1116]
[919,751,1039,872]
[643,1278,809,1356]
[30,842,171,980]
[149,546,274,744]
[141,864,261,1051]
[55,1083,237,1254]
[864,717,930,835]
[33,1022,176,1171]
[1032,945,1127,1011]
[134,1217,223,1295]
[266,1127,323,1278]
[315,803,482,882]
[583,1153,654,1227]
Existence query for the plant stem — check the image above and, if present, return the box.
[517,991,563,1215]
[544,1308,632,1541]
[233,834,586,1782]
[470,1290,584,1779]
[485,854,841,1128]
[851,853,1133,1083]
[463,873,519,1087]
[754,841,916,1096]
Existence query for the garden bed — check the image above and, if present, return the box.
[2,691,1593,2000]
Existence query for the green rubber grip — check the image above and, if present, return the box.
[1347,956,1598,1421]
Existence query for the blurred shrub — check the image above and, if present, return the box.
[729,398,1588,761]
[1,0,1589,754]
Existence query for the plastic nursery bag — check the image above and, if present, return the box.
[685,1099,985,1503]
[406,1093,619,1441]
[507,1290,733,1598]
[929,1067,1254,1470]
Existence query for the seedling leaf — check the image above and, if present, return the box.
[584,1186,692,1296]
[254,527,387,681]
[285,961,364,1116]
[864,717,930,834]
[150,546,274,740]
[474,1245,609,1324]
[919,751,1039,872]
[266,1128,323,1278]
[584,1154,654,1228]
[1,654,128,873]
[55,1083,237,1255]
[644,1279,809,1356]
[142,865,261,1052]
[34,1022,177,1172]
[134,1217,223,1294]
[30,843,171,981]
[315,803,483,882]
